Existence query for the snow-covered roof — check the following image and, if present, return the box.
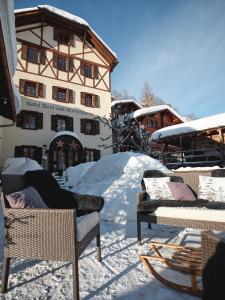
[0,0,21,114]
[47,131,83,149]
[15,5,117,59]
[131,105,185,122]
[111,99,142,109]
[152,112,225,140]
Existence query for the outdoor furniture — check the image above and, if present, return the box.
[137,169,225,245]
[0,173,102,300]
[140,230,225,297]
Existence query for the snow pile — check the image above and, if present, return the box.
[72,152,171,223]
[1,158,42,174]
[65,162,96,187]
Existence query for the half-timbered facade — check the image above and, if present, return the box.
[0,5,118,171]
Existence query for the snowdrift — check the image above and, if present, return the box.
[72,152,171,223]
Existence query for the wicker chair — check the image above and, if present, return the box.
[0,174,102,300]
[140,230,225,298]
[137,169,225,245]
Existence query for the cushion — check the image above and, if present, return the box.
[167,182,196,201]
[6,186,48,208]
[143,177,174,200]
[77,211,99,241]
[198,176,225,202]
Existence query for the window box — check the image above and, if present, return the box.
[81,119,100,135]
[16,110,43,130]
[81,92,100,108]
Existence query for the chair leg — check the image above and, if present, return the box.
[1,257,10,293]
[137,217,142,245]
[96,232,101,262]
[72,258,80,300]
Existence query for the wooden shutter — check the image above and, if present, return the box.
[35,147,43,164]
[94,65,99,79]
[81,92,85,105]
[21,44,28,60]
[37,112,43,129]
[19,79,26,94]
[69,32,74,47]
[94,150,101,161]
[80,61,85,75]
[92,95,100,107]
[80,119,85,133]
[16,111,23,127]
[15,146,23,157]
[54,27,59,41]
[69,57,74,72]
[41,48,46,65]
[53,53,58,68]
[68,89,73,103]
[52,86,58,100]
[51,115,57,131]
[67,116,73,132]
[38,83,44,97]
[95,120,100,134]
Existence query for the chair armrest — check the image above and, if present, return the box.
[3,208,78,261]
[136,192,151,212]
[72,193,104,215]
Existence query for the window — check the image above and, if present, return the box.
[52,86,73,103]
[16,110,43,130]
[81,93,100,108]
[80,61,99,79]
[84,149,100,162]
[53,54,74,72]
[81,119,100,135]
[51,115,73,132]
[15,145,42,164]
[21,44,46,64]
[148,118,157,129]
[19,79,44,98]
[54,28,74,46]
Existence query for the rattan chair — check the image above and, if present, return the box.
[0,174,101,300]
[140,231,225,298]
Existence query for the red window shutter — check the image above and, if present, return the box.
[53,53,58,68]
[51,115,57,131]
[69,57,74,72]
[54,27,59,41]
[81,92,85,105]
[52,86,58,100]
[94,150,101,161]
[68,89,73,103]
[80,119,85,133]
[21,44,28,60]
[19,79,26,94]
[37,112,43,129]
[38,83,44,98]
[94,65,99,79]
[41,48,46,65]
[69,33,74,47]
[80,61,85,75]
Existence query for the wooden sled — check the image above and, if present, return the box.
[140,241,202,297]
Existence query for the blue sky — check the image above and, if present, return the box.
[15,0,225,118]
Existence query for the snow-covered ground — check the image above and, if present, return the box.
[0,152,213,299]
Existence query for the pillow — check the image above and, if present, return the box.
[6,186,48,208]
[198,176,225,202]
[167,182,196,201]
[143,177,174,200]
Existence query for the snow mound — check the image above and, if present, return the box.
[65,162,96,187]
[72,152,171,223]
[1,158,42,174]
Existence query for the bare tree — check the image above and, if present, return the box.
[140,81,156,107]
[112,89,136,101]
